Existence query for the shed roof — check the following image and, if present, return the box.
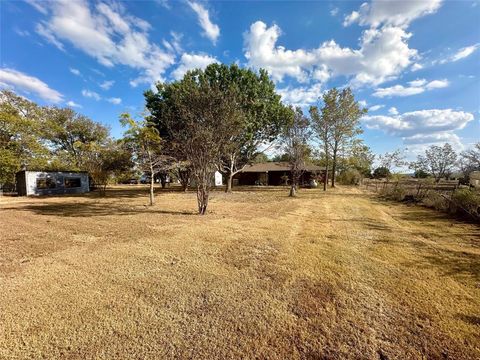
[240,162,324,173]
[16,170,88,175]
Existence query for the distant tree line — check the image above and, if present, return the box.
[372,143,480,184]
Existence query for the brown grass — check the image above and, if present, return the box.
[0,185,479,359]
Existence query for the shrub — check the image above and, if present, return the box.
[422,191,449,211]
[390,185,407,201]
[337,169,362,185]
[451,188,480,218]
[373,167,390,179]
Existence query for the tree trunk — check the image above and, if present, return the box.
[225,173,233,193]
[324,149,329,192]
[289,183,297,197]
[331,150,337,188]
[196,184,209,215]
[178,169,190,192]
[149,174,155,206]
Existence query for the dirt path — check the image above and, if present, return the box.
[0,186,479,359]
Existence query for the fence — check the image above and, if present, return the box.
[363,178,460,196]
[363,178,479,221]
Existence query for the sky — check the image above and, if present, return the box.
[1,0,479,159]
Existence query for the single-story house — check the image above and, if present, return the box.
[16,171,90,196]
[470,171,480,188]
[234,162,325,186]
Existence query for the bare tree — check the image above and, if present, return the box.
[459,142,480,181]
[282,107,311,197]
[379,149,407,174]
[412,143,457,182]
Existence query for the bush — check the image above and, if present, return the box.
[390,185,407,201]
[337,169,362,185]
[378,183,407,201]
[422,191,449,211]
[373,167,390,179]
[451,188,480,218]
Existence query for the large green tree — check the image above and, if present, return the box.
[43,107,110,169]
[0,91,49,186]
[145,70,244,214]
[145,63,289,193]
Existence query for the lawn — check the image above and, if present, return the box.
[0,186,479,359]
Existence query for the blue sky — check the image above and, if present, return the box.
[1,0,479,159]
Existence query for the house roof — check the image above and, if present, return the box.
[240,162,324,173]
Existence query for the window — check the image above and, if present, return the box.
[64,177,82,188]
[36,178,56,189]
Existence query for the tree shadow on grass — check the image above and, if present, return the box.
[5,202,196,217]
[404,243,480,283]
[456,314,480,326]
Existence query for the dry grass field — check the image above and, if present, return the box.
[0,185,479,359]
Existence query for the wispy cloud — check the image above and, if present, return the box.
[188,1,220,44]
[81,89,101,101]
[66,100,82,108]
[0,68,63,103]
[373,78,449,98]
[99,80,115,90]
[107,97,121,105]
[28,0,176,87]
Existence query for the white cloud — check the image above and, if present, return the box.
[244,21,417,86]
[66,100,82,108]
[25,0,48,14]
[373,78,449,97]
[14,28,30,37]
[343,11,360,27]
[344,0,443,28]
[426,79,449,89]
[330,8,339,17]
[70,68,81,76]
[277,83,323,107]
[388,107,399,115]
[358,100,368,107]
[81,89,101,101]
[369,104,384,111]
[163,31,183,54]
[171,53,218,80]
[411,63,423,71]
[188,1,220,45]
[100,80,115,90]
[107,97,121,105]
[362,109,474,148]
[155,0,171,10]
[29,0,176,87]
[0,68,63,103]
[450,44,479,62]
[35,23,65,51]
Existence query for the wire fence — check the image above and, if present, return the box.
[363,178,479,222]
